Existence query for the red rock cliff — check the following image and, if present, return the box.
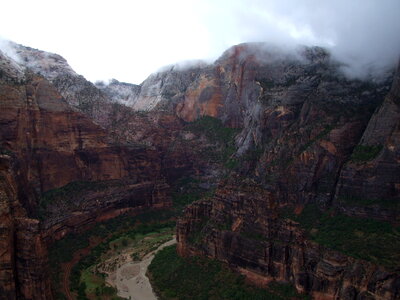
[0,53,170,299]
[177,46,399,299]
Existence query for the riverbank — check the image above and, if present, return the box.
[106,237,176,300]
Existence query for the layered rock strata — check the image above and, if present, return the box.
[1,41,399,300]
[0,50,170,299]
[177,184,400,300]
[177,45,399,299]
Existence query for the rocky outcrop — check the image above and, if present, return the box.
[4,41,114,127]
[95,79,141,104]
[129,62,208,111]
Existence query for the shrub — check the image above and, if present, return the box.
[149,245,309,300]
[350,144,382,163]
[283,204,400,269]
[185,116,239,168]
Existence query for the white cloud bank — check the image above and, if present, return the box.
[0,0,399,83]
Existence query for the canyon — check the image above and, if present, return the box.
[0,41,399,299]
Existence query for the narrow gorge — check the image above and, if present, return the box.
[0,41,399,300]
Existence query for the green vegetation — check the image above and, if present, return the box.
[339,195,400,210]
[215,215,233,231]
[256,76,297,93]
[268,282,309,299]
[257,78,275,90]
[187,217,209,246]
[281,76,297,87]
[40,180,118,207]
[171,176,215,213]
[71,226,174,299]
[350,144,383,163]
[48,174,217,298]
[283,205,400,269]
[299,125,334,153]
[185,116,239,169]
[0,146,14,156]
[38,180,124,220]
[49,209,175,299]
[239,230,265,241]
[148,245,309,300]
[186,116,238,145]
[241,146,264,163]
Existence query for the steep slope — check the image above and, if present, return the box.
[4,42,226,189]
[0,155,53,299]
[176,45,399,300]
[334,62,400,221]
[0,50,170,299]
[127,63,208,111]
[1,40,399,300]
[95,78,141,104]
[6,42,114,127]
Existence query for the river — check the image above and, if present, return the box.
[106,237,176,300]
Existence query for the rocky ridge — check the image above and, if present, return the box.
[95,79,141,105]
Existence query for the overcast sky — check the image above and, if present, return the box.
[1,0,399,84]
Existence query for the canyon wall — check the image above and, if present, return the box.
[0,50,170,299]
[176,45,399,299]
[1,41,399,299]
[0,155,53,299]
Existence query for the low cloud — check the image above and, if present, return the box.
[0,38,22,64]
[0,1,399,82]
[201,0,400,79]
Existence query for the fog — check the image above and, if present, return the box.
[0,0,399,83]
[200,0,400,79]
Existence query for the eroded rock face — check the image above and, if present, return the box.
[177,183,400,300]
[0,73,166,193]
[176,45,399,299]
[3,41,114,127]
[95,79,141,105]
[0,51,170,299]
[0,156,53,300]
[334,62,400,220]
[0,156,19,299]
[1,40,399,300]
[132,64,207,111]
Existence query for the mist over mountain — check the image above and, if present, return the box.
[1,0,399,83]
[0,2,400,300]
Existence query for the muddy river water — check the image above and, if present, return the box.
[106,237,176,300]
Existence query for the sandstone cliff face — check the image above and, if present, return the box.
[0,48,171,299]
[0,155,53,300]
[177,45,399,299]
[5,41,114,127]
[0,71,166,194]
[133,44,390,151]
[334,62,400,221]
[0,156,19,300]
[1,40,399,300]
[177,184,400,300]
[2,41,221,193]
